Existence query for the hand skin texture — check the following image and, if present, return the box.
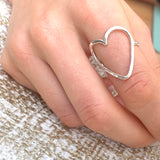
[1,0,160,148]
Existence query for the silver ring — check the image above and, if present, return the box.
[89,26,139,80]
[108,85,118,97]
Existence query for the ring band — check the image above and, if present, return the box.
[89,26,139,80]
[108,85,118,97]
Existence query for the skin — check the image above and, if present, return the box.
[1,0,160,148]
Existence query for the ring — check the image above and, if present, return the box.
[108,85,118,97]
[89,26,139,80]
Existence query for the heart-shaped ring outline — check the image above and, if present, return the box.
[89,26,139,80]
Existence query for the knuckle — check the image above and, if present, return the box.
[29,17,47,40]
[77,100,108,131]
[29,11,58,43]
[123,70,154,105]
[29,11,62,55]
[12,38,33,65]
[9,33,25,55]
[16,50,32,65]
[60,113,83,128]
[7,32,32,64]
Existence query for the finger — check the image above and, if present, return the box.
[85,0,160,141]
[38,27,154,147]
[1,51,36,91]
[120,0,160,140]
[12,53,83,127]
[121,1,160,70]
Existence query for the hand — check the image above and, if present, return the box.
[1,0,160,147]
